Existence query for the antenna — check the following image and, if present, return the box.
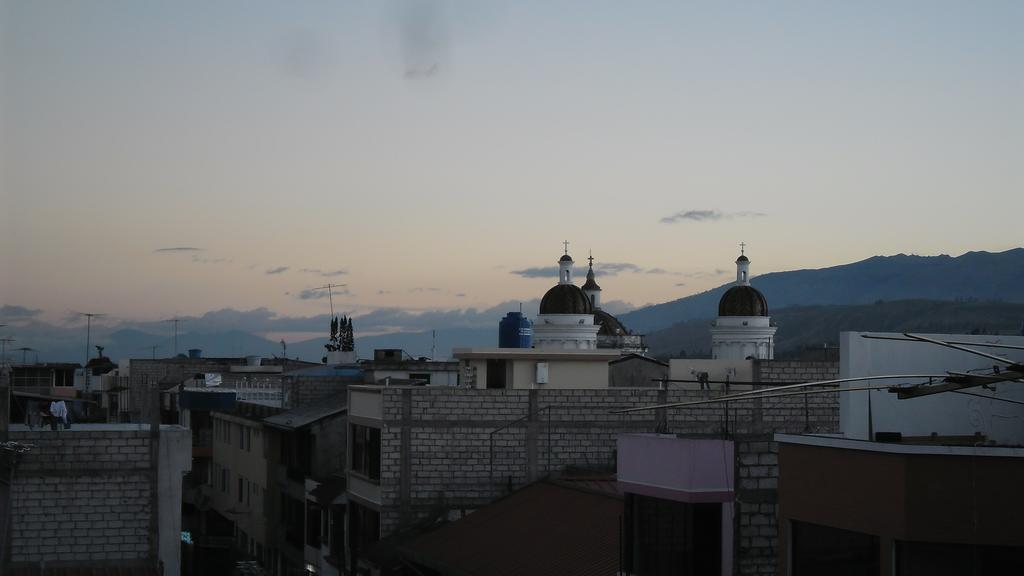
[162,318,186,357]
[15,347,35,365]
[431,330,437,361]
[311,283,347,318]
[76,312,106,395]
[0,337,13,367]
[280,339,287,363]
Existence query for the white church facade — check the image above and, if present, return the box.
[710,247,777,360]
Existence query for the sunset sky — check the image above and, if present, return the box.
[2,0,1021,331]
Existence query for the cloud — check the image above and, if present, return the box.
[265,267,289,275]
[0,304,43,321]
[397,0,449,79]
[510,266,559,278]
[154,247,204,253]
[300,268,347,278]
[512,262,665,278]
[378,290,391,295]
[596,262,644,276]
[192,255,229,265]
[297,287,352,300]
[455,293,466,298]
[678,269,731,279]
[659,210,766,224]
[411,287,441,293]
[675,282,687,287]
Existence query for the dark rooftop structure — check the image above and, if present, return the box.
[402,480,622,576]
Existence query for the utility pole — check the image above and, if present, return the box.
[77,312,106,395]
[14,348,33,366]
[0,338,12,369]
[140,345,160,360]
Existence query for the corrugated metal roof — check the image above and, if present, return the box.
[403,481,622,576]
[262,394,346,430]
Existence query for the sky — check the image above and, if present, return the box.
[1,0,1022,342]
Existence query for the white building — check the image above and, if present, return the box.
[532,249,601,350]
[710,247,776,360]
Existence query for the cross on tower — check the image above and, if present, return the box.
[740,242,746,255]
[588,250,594,268]
[563,240,570,255]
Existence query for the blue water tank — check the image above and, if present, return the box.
[498,312,533,348]
[188,348,202,359]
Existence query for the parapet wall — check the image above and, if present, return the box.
[3,425,191,574]
[375,385,839,541]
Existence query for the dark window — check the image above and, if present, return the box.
[238,477,244,503]
[350,424,381,481]
[306,501,322,548]
[623,494,721,576]
[282,495,304,549]
[486,359,508,389]
[221,468,229,492]
[330,504,345,560]
[409,373,431,384]
[348,502,380,574]
[791,521,878,576]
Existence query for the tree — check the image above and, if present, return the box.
[342,317,355,352]
[325,316,341,352]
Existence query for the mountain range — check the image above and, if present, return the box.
[618,248,1024,334]
[4,248,1023,363]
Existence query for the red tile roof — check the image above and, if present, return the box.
[403,481,623,576]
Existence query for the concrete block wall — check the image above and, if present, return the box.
[375,385,839,535]
[285,376,353,408]
[735,437,780,576]
[6,429,153,563]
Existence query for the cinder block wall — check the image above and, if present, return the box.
[6,429,154,564]
[376,375,839,544]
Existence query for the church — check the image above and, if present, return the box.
[710,245,776,360]
[533,245,645,353]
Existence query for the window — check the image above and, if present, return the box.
[348,502,380,555]
[239,424,245,449]
[306,501,322,548]
[238,476,244,503]
[409,373,431,384]
[282,495,304,549]
[623,494,721,576]
[350,424,381,481]
[220,467,229,493]
[485,359,508,389]
[330,505,345,561]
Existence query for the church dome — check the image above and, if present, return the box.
[559,254,574,263]
[594,309,627,336]
[718,285,768,317]
[540,284,593,314]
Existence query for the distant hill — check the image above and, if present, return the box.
[619,249,1024,334]
[645,299,1024,359]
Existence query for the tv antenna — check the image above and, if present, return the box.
[311,283,346,318]
[15,347,36,365]
[163,318,186,356]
